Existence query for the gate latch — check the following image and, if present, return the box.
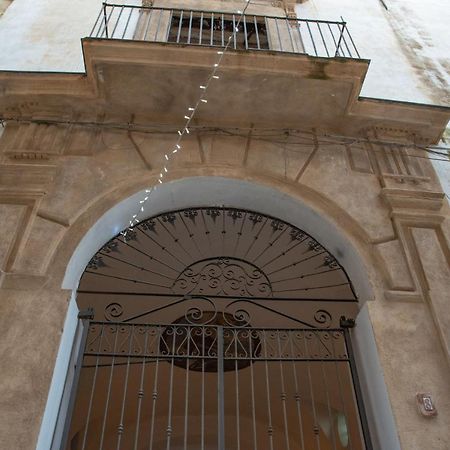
[78,307,94,320]
[340,316,356,328]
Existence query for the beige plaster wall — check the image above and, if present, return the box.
[0,120,449,448]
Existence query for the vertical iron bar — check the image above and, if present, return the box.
[234,329,241,450]
[165,10,173,43]
[103,3,109,38]
[326,23,339,53]
[154,8,163,40]
[176,10,184,43]
[99,323,120,450]
[254,16,261,49]
[111,6,124,38]
[201,327,205,450]
[277,332,291,450]
[319,358,338,450]
[289,332,305,450]
[243,15,248,50]
[133,325,150,450]
[304,332,321,450]
[221,14,225,46]
[285,18,296,52]
[335,21,346,57]
[116,325,135,450]
[80,322,104,449]
[165,325,177,450]
[295,21,305,53]
[90,8,103,37]
[343,327,374,450]
[143,7,153,41]
[345,25,360,58]
[264,18,272,50]
[199,12,203,45]
[188,11,193,44]
[183,327,191,450]
[305,21,318,56]
[339,17,352,57]
[147,329,160,450]
[316,22,330,57]
[122,7,134,39]
[210,13,214,46]
[275,18,282,51]
[249,329,258,450]
[263,331,275,450]
[217,326,225,450]
[232,15,237,49]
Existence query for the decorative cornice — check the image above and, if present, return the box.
[381,188,445,212]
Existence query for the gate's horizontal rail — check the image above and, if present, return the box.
[84,322,349,361]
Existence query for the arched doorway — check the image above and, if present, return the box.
[62,207,372,450]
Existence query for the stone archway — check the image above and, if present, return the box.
[37,176,401,450]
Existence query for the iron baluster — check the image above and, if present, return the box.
[80,320,104,449]
[316,21,330,57]
[303,330,322,450]
[234,329,242,450]
[115,324,135,449]
[248,328,259,450]
[154,8,163,41]
[201,326,205,450]
[263,330,275,450]
[98,323,120,450]
[289,332,306,450]
[147,336,160,450]
[335,20,347,57]
[111,6,124,38]
[254,16,261,50]
[102,3,109,38]
[306,20,318,56]
[90,8,103,37]
[217,326,225,450]
[143,6,153,41]
[183,326,191,450]
[121,6,134,39]
[339,17,352,57]
[275,18,282,51]
[232,14,237,49]
[345,24,360,58]
[285,18,296,52]
[199,12,203,45]
[132,324,150,450]
[243,15,248,50]
[319,347,338,450]
[277,331,292,450]
[210,12,214,46]
[187,10,193,44]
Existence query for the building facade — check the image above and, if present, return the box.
[0,1,449,449]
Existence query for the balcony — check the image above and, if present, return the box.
[90,3,360,59]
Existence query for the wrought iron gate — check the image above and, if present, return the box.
[61,208,372,449]
[63,312,371,450]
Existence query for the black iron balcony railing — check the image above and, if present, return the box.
[90,3,361,59]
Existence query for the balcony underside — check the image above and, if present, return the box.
[0,39,449,142]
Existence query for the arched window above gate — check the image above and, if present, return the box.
[77,207,358,328]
